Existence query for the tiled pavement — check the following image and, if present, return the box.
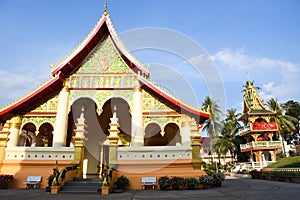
[0,176,299,200]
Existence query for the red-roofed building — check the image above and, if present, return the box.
[0,10,209,190]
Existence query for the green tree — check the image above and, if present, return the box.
[267,98,297,155]
[282,100,300,144]
[214,109,241,163]
[225,108,241,132]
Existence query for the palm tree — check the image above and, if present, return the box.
[267,98,297,155]
[214,121,237,163]
[202,97,222,163]
[202,96,222,143]
[214,109,241,163]
[225,109,241,132]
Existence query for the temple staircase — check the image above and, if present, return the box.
[59,177,102,194]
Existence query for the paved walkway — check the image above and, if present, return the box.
[1,177,299,200]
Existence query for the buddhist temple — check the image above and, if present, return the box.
[238,80,282,169]
[0,5,210,190]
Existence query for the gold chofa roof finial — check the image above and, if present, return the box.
[104,0,108,15]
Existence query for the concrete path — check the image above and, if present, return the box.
[0,177,299,200]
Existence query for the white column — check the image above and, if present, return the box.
[53,84,70,148]
[131,77,143,147]
[181,116,191,146]
[7,116,22,147]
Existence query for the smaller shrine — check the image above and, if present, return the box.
[238,80,282,169]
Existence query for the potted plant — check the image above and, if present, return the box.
[0,174,14,189]
[101,166,114,195]
[184,177,199,190]
[114,175,130,192]
[158,176,170,190]
[49,161,61,194]
[170,176,185,190]
[101,181,110,195]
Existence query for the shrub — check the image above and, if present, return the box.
[211,172,225,186]
[170,176,185,190]
[115,175,130,189]
[0,174,14,189]
[250,170,262,179]
[199,175,214,187]
[158,176,171,190]
[184,177,199,189]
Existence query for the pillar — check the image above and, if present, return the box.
[7,115,22,147]
[53,82,70,148]
[0,121,11,164]
[181,116,191,146]
[107,106,120,167]
[73,107,87,177]
[191,135,203,170]
[270,150,276,161]
[131,77,143,147]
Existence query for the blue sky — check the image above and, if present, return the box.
[0,0,299,114]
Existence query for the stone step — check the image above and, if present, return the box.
[64,181,101,186]
[59,178,103,194]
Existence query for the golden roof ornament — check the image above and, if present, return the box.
[243,80,266,111]
[104,0,108,16]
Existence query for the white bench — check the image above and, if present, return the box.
[141,177,156,190]
[24,176,42,189]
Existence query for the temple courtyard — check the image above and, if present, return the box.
[0,176,299,200]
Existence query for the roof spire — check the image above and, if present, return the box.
[104,0,108,15]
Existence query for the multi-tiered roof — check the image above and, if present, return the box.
[0,12,209,124]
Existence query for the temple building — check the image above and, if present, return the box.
[0,8,209,189]
[238,80,282,169]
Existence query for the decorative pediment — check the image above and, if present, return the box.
[76,36,131,74]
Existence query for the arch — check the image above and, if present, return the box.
[144,123,166,146]
[163,123,181,146]
[19,123,36,147]
[98,97,131,145]
[37,123,53,147]
[67,97,103,177]
[99,95,131,111]
[66,97,101,147]
[71,95,100,112]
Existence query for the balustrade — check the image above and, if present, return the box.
[69,74,135,89]
[5,147,74,160]
[240,141,282,151]
[117,146,192,160]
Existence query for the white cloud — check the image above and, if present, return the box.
[211,48,300,103]
[210,48,252,70]
[0,70,48,106]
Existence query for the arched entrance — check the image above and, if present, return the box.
[67,97,131,177]
[67,98,104,177]
[98,98,131,145]
[164,123,181,146]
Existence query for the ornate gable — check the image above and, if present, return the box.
[76,36,131,74]
[243,80,266,112]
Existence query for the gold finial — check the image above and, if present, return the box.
[104,0,108,15]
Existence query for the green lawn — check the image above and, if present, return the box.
[266,156,300,168]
